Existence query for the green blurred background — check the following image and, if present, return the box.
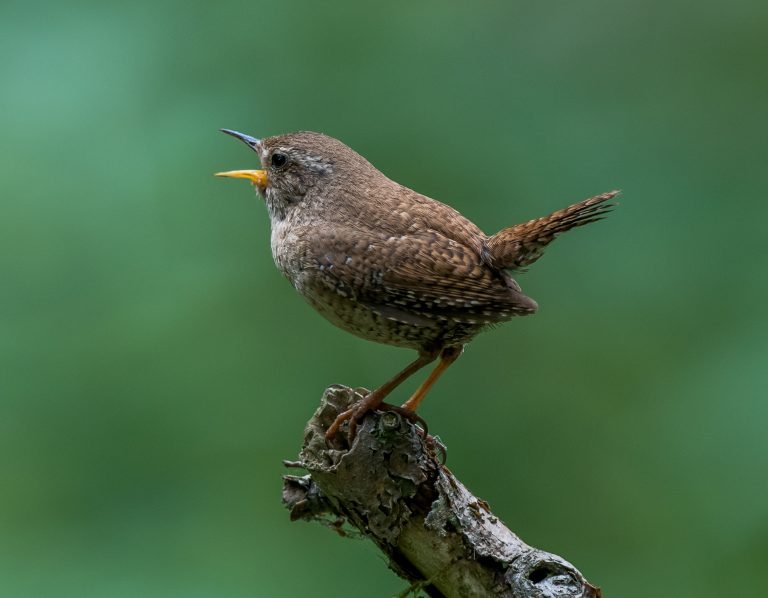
[2,0,766,596]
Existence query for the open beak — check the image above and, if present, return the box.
[215,129,267,191]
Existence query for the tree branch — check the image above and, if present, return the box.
[282,385,601,597]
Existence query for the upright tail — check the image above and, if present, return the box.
[485,190,619,271]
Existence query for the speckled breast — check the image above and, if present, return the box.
[292,270,483,351]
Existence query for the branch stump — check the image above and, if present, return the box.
[282,385,601,597]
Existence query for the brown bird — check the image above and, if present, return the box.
[216,129,617,440]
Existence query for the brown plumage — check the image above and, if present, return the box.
[216,130,618,440]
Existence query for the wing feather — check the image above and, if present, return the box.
[303,228,537,325]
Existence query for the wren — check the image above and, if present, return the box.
[216,129,617,440]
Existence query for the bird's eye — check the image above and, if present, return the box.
[271,152,287,168]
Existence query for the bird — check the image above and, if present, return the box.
[215,129,617,441]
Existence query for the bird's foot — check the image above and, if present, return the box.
[324,405,356,442]
[325,391,429,446]
[325,388,383,442]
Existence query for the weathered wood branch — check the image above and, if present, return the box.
[282,385,601,597]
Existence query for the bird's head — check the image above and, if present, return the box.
[216,129,378,220]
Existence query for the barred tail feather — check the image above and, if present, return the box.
[486,190,619,271]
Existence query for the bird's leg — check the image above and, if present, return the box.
[325,350,439,441]
[401,346,463,412]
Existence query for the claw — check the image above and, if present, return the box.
[325,407,356,441]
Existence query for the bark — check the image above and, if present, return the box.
[282,385,601,597]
